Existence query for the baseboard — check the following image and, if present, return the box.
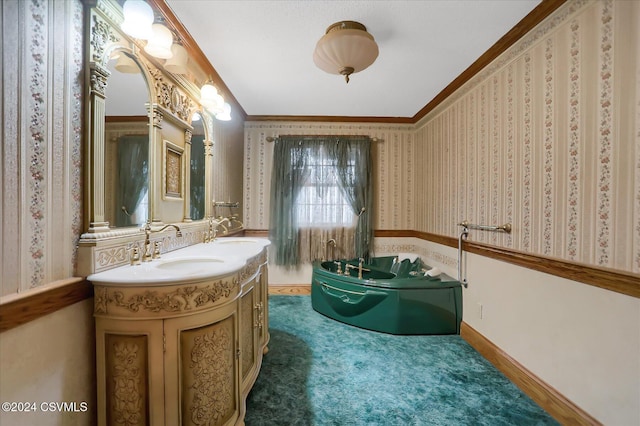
[460,322,601,426]
[268,284,311,295]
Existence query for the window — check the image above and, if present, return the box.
[295,146,356,227]
[269,136,373,266]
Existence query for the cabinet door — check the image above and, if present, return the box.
[257,268,268,349]
[96,318,165,426]
[239,280,257,387]
[164,303,240,426]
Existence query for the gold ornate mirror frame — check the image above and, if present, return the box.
[78,0,215,275]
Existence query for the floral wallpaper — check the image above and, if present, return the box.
[414,0,639,274]
[1,0,84,295]
[243,122,415,231]
[244,0,639,275]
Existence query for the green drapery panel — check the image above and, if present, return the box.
[115,135,149,227]
[190,134,206,220]
[269,135,373,266]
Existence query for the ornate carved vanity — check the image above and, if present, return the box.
[79,0,265,424]
[90,243,269,425]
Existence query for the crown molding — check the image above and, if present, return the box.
[149,0,566,123]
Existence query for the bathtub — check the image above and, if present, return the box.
[311,256,462,335]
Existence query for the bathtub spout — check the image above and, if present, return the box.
[323,238,337,261]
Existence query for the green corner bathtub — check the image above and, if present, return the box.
[311,256,462,335]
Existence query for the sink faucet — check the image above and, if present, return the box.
[141,221,182,262]
[207,217,230,242]
[229,214,244,229]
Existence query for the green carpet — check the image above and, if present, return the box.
[245,296,558,426]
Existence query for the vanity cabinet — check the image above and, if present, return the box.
[92,249,269,426]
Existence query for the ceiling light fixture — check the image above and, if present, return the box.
[121,0,154,40]
[313,21,379,83]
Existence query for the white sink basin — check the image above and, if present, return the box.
[210,238,269,257]
[215,238,261,245]
[156,257,226,273]
[88,256,245,286]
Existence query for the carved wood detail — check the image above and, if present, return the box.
[182,317,235,426]
[240,290,254,379]
[105,334,148,426]
[94,278,238,316]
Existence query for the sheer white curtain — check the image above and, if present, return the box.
[269,136,372,266]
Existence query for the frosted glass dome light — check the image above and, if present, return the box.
[215,102,232,121]
[144,23,174,59]
[121,0,154,40]
[164,43,188,74]
[313,21,378,83]
[200,83,225,114]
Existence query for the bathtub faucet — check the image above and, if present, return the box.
[333,261,343,275]
[345,263,357,277]
[357,258,367,279]
[323,239,337,261]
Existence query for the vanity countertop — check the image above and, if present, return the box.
[87,237,270,286]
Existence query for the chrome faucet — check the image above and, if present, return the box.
[141,221,182,262]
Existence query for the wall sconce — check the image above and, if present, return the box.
[200,82,225,114]
[114,53,141,73]
[215,102,232,121]
[313,21,379,83]
[144,23,174,59]
[109,40,140,73]
[164,41,188,74]
[121,0,154,40]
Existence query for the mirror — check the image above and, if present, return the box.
[190,112,206,221]
[104,50,151,228]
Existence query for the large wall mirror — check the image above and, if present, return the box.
[190,112,206,221]
[104,50,151,228]
[79,0,238,275]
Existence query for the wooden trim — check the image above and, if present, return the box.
[374,230,640,299]
[105,115,148,123]
[412,0,567,122]
[245,115,414,124]
[243,229,269,238]
[149,0,565,124]
[245,229,639,298]
[460,322,601,426]
[462,242,640,299]
[0,278,93,333]
[150,0,248,120]
[245,0,566,123]
[268,285,311,295]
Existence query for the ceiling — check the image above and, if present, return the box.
[165,0,541,119]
